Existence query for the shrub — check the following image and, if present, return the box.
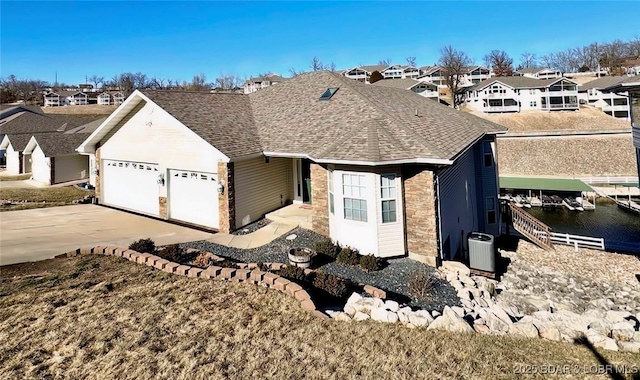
[129,238,155,254]
[312,271,349,299]
[157,244,185,263]
[278,265,309,283]
[360,254,381,272]
[314,239,340,259]
[336,247,359,266]
[192,253,211,269]
[408,268,439,301]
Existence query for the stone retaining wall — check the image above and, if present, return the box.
[59,246,327,319]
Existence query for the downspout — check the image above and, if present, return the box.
[434,173,444,263]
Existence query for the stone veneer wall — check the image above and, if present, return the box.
[217,162,236,233]
[402,167,439,266]
[310,163,329,236]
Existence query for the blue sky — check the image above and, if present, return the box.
[1,1,638,85]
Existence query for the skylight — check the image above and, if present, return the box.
[319,87,339,100]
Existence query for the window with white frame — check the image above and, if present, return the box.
[342,173,367,222]
[328,170,334,214]
[380,174,397,223]
[486,197,496,224]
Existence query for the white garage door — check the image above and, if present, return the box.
[168,170,219,229]
[102,160,160,216]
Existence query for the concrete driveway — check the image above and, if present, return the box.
[0,204,215,266]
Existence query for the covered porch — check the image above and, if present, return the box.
[266,204,313,230]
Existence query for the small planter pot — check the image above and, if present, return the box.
[288,247,315,269]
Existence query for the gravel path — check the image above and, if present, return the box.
[181,227,459,311]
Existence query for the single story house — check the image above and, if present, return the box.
[77,71,507,265]
[0,112,101,179]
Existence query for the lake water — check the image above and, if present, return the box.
[524,198,640,254]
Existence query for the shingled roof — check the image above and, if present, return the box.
[579,76,629,91]
[0,112,99,136]
[249,71,506,163]
[29,133,92,157]
[471,76,574,91]
[372,78,436,90]
[140,90,262,159]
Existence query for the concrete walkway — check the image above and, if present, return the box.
[207,221,298,249]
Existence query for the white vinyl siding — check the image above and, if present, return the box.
[5,144,20,174]
[234,156,293,228]
[376,171,404,257]
[342,173,367,222]
[31,145,50,184]
[54,154,89,184]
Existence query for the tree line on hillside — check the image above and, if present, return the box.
[3,36,638,107]
[0,72,246,104]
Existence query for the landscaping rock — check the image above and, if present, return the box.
[346,292,362,306]
[371,307,391,323]
[384,300,400,313]
[427,306,473,333]
[606,310,631,324]
[490,305,514,325]
[451,306,466,318]
[408,310,433,328]
[485,311,511,333]
[344,304,356,317]
[458,275,475,288]
[508,322,539,338]
[474,322,491,334]
[594,337,619,351]
[539,326,561,341]
[617,341,640,353]
[442,261,470,276]
[353,312,370,321]
[587,320,612,336]
[334,312,352,322]
[611,325,635,342]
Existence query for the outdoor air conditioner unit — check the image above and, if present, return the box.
[468,232,496,273]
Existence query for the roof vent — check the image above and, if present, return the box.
[415,109,420,117]
[320,87,339,100]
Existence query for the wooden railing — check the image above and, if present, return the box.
[508,203,554,250]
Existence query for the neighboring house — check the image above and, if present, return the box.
[578,76,631,120]
[380,65,423,80]
[0,112,99,175]
[0,105,44,166]
[601,77,640,181]
[515,67,563,80]
[44,91,89,106]
[97,92,126,105]
[341,65,388,83]
[22,133,91,184]
[622,56,640,76]
[371,78,439,98]
[243,74,286,94]
[465,77,580,113]
[417,66,493,87]
[77,71,506,265]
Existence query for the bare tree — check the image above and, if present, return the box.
[88,75,104,89]
[325,62,337,72]
[310,57,324,71]
[406,56,417,67]
[148,77,165,89]
[378,58,391,66]
[214,74,241,90]
[289,67,305,77]
[190,73,209,91]
[519,52,537,69]
[626,36,640,57]
[484,50,514,76]
[438,45,472,108]
[117,73,136,96]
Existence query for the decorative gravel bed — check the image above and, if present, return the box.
[181,227,460,311]
[232,218,273,235]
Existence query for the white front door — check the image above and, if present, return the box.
[102,160,160,216]
[168,169,219,229]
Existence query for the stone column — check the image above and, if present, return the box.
[310,163,329,236]
[403,167,439,266]
[217,162,235,233]
[159,197,167,219]
[95,148,101,199]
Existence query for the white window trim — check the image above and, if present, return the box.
[380,174,398,224]
[342,173,368,222]
[328,170,334,215]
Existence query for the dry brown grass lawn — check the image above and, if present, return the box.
[0,174,32,182]
[42,105,117,115]
[1,256,638,379]
[0,186,93,211]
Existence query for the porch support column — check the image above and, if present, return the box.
[403,167,440,267]
[217,161,236,234]
[310,163,329,236]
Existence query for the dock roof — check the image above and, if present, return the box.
[499,176,593,192]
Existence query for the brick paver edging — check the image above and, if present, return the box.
[59,247,328,320]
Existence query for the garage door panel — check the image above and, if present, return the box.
[169,170,219,229]
[102,160,160,216]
